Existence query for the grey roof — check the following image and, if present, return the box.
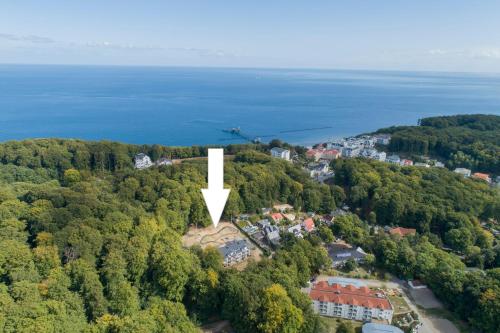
[218,239,248,258]
[328,244,367,263]
[135,153,148,159]
[362,323,403,333]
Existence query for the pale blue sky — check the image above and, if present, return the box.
[1,1,500,72]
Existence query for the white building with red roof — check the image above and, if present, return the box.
[309,281,394,322]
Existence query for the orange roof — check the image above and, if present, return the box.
[302,218,315,232]
[472,173,491,182]
[309,281,392,310]
[389,227,416,237]
[271,213,283,221]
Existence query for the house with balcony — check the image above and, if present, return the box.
[218,239,250,267]
[309,281,394,323]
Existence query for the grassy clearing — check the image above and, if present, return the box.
[320,317,363,333]
[388,294,411,314]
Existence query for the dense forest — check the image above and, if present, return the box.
[374,114,500,173]
[0,139,334,332]
[0,133,499,332]
[330,158,500,332]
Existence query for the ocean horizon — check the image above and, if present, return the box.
[1,64,500,147]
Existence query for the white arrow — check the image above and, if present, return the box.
[201,148,230,228]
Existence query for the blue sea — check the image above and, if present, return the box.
[1,64,500,146]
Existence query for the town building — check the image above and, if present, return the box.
[156,157,173,166]
[362,323,403,333]
[386,155,401,164]
[328,243,367,267]
[309,281,394,322]
[270,147,290,161]
[263,225,281,245]
[134,153,153,169]
[287,224,303,238]
[454,168,471,177]
[302,218,316,233]
[400,159,413,166]
[472,172,491,183]
[389,227,416,237]
[321,149,340,160]
[361,149,386,162]
[270,213,284,223]
[434,161,445,168]
[374,134,391,145]
[342,146,361,158]
[306,148,323,161]
[257,219,271,229]
[218,239,250,266]
[307,161,332,181]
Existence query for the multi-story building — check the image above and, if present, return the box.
[134,153,153,169]
[218,239,250,266]
[270,147,291,160]
[309,281,394,323]
[454,167,471,177]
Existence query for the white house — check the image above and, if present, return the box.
[386,155,401,164]
[287,224,302,237]
[374,134,391,145]
[309,281,394,323]
[134,153,153,169]
[341,146,361,158]
[454,168,471,177]
[218,239,250,266]
[270,147,291,161]
[156,157,173,166]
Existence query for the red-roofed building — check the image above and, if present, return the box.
[472,172,491,183]
[270,213,284,223]
[309,281,393,322]
[306,149,323,161]
[400,159,413,166]
[321,149,340,160]
[389,227,416,237]
[302,218,315,232]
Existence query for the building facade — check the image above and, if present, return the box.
[270,147,291,160]
[309,281,393,323]
[134,153,153,169]
[218,239,250,266]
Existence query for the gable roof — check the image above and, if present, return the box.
[302,218,315,232]
[472,172,491,182]
[309,281,392,310]
[218,239,248,258]
[271,213,283,221]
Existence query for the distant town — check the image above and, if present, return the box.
[129,130,498,333]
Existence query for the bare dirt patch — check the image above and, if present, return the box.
[182,221,262,270]
[409,288,443,309]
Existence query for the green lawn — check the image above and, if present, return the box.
[388,295,411,314]
[320,317,363,333]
